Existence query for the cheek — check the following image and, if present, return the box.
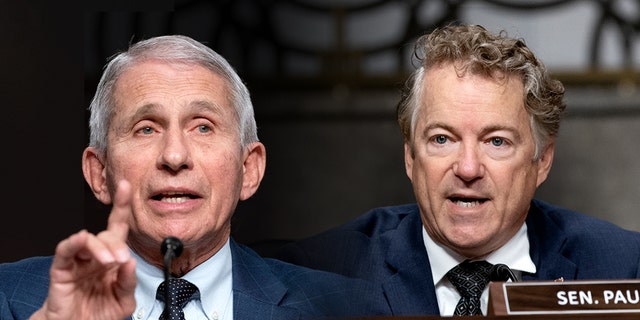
[507,162,539,190]
[204,155,244,187]
[414,157,449,183]
[104,152,152,194]
[495,165,538,217]
[107,156,142,180]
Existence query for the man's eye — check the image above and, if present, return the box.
[490,137,504,146]
[198,125,211,133]
[141,127,154,134]
[434,135,447,144]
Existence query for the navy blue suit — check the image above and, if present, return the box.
[278,199,640,316]
[0,238,389,319]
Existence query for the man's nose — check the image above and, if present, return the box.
[452,144,484,181]
[158,132,192,172]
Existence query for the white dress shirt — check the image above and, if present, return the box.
[131,238,234,320]
[423,224,537,316]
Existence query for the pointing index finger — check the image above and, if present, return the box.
[107,180,133,242]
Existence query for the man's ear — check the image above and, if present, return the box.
[82,147,113,205]
[239,142,267,201]
[536,142,555,187]
[404,142,415,183]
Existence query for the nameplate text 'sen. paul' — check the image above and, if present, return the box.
[488,279,640,316]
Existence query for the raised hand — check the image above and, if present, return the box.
[30,181,137,320]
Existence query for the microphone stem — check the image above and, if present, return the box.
[160,236,183,318]
[163,249,174,317]
[505,267,518,282]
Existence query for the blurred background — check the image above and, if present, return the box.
[2,0,639,262]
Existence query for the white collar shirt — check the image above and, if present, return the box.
[423,223,537,316]
[132,238,234,320]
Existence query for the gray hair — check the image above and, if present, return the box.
[397,25,566,160]
[88,35,258,155]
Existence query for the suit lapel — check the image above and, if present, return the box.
[229,239,301,320]
[233,293,300,320]
[380,201,580,314]
[525,200,578,281]
[382,209,440,315]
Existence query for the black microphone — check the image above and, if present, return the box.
[161,236,183,315]
[161,236,184,278]
[490,263,518,282]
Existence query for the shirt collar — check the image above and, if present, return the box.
[133,248,165,318]
[485,224,537,275]
[423,223,536,286]
[133,238,233,319]
[182,238,233,317]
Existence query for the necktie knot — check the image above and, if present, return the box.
[156,278,200,320]
[446,260,493,316]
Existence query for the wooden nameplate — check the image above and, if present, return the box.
[488,279,640,316]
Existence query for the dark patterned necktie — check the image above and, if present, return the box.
[156,278,200,320]
[446,260,493,316]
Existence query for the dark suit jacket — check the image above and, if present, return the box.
[277,199,640,316]
[0,238,389,319]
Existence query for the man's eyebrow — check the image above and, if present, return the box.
[114,100,228,132]
[129,103,158,119]
[420,122,454,139]
[189,99,226,115]
[419,122,522,141]
[113,103,158,134]
[127,100,226,120]
[480,124,522,142]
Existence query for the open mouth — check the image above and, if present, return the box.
[152,191,199,203]
[449,197,487,207]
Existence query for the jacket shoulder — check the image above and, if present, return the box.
[531,199,640,240]
[266,257,389,315]
[339,203,419,237]
[231,240,389,318]
[275,204,419,278]
[529,199,640,278]
[0,256,52,319]
[0,256,52,288]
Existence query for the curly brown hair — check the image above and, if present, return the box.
[398,24,566,160]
